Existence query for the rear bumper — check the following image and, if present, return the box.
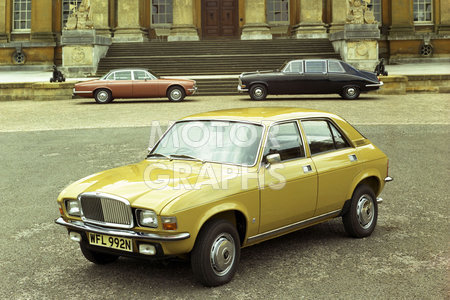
[365,81,384,88]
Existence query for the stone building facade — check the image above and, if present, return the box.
[0,0,449,72]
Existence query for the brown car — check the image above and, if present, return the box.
[73,68,197,104]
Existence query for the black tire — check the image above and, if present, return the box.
[191,219,240,287]
[80,244,119,264]
[249,84,267,100]
[342,184,378,238]
[167,86,185,102]
[341,86,360,100]
[94,89,113,104]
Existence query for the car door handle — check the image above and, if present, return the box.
[303,165,313,173]
[348,154,358,162]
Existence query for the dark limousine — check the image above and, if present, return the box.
[238,59,383,100]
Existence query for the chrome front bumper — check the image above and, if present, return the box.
[366,81,384,87]
[55,217,190,241]
[188,86,198,95]
[73,89,92,96]
[237,85,249,93]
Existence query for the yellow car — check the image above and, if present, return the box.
[55,107,392,286]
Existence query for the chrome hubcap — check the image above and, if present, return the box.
[97,91,109,102]
[356,194,374,229]
[210,233,235,276]
[170,89,181,100]
[254,88,263,98]
[347,87,356,96]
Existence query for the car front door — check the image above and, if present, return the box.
[132,70,161,98]
[258,121,317,233]
[303,60,329,94]
[107,71,133,98]
[300,119,361,216]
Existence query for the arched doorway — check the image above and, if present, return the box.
[201,0,239,38]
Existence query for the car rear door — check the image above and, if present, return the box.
[132,70,161,98]
[300,119,362,216]
[303,60,329,94]
[258,121,317,233]
[107,71,133,98]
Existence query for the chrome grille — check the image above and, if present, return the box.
[79,193,133,229]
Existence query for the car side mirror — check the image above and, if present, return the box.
[265,153,281,169]
[147,146,153,154]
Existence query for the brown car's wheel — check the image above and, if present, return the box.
[249,84,267,100]
[342,184,378,238]
[167,86,185,102]
[80,244,119,264]
[341,86,360,100]
[94,89,113,104]
[191,219,240,287]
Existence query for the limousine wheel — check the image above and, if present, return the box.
[191,219,240,287]
[94,89,113,104]
[341,86,360,100]
[168,86,185,102]
[80,244,119,264]
[249,84,267,100]
[342,184,378,238]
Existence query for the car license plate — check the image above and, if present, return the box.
[88,233,133,252]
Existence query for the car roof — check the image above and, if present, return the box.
[108,68,149,73]
[181,107,343,123]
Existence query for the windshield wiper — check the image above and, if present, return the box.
[169,154,205,163]
[146,153,171,160]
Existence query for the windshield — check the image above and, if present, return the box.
[151,120,264,166]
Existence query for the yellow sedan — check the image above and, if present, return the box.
[55,107,392,286]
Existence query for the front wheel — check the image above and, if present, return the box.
[341,86,360,100]
[342,184,378,238]
[167,86,185,102]
[191,219,240,287]
[249,84,267,100]
[94,89,113,104]
[80,244,119,264]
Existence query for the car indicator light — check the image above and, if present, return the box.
[161,216,178,230]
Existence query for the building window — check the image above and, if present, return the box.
[13,0,31,31]
[413,0,432,22]
[62,0,83,28]
[371,0,382,24]
[152,0,173,25]
[266,0,289,23]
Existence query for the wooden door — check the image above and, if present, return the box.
[202,0,239,38]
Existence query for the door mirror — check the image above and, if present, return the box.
[147,146,153,154]
[265,153,281,168]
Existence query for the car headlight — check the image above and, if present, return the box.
[65,199,81,216]
[137,209,158,228]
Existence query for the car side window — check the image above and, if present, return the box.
[302,120,350,155]
[328,61,345,73]
[263,122,305,161]
[305,61,326,73]
[114,71,132,80]
[134,71,151,80]
[284,60,303,73]
[105,73,114,80]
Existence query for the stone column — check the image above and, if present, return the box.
[0,0,7,42]
[31,0,54,41]
[241,0,272,40]
[329,0,347,33]
[292,0,327,38]
[168,0,199,41]
[438,0,450,34]
[113,1,146,42]
[90,0,111,37]
[388,0,414,36]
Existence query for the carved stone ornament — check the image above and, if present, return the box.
[347,0,376,24]
[64,0,94,30]
[72,46,86,63]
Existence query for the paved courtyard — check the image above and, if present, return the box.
[0,94,448,299]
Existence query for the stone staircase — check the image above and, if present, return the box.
[97,39,340,95]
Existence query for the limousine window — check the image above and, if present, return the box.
[263,122,305,161]
[328,60,345,73]
[305,60,326,73]
[302,120,349,155]
[283,60,303,73]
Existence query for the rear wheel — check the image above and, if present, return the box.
[249,84,267,100]
[342,184,378,238]
[94,89,113,104]
[191,219,240,287]
[80,244,119,264]
[341,86,360,100]
[167,86,185,102]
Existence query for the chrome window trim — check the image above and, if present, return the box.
[55,217,190,241]
[78,192,134,229]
